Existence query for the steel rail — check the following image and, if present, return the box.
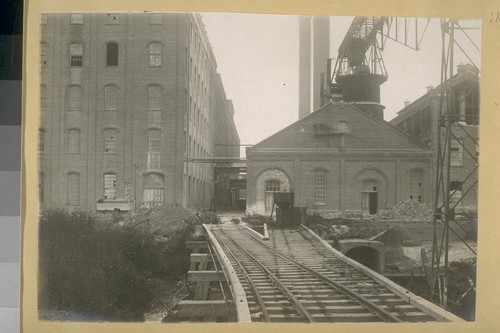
[212,229,271,322]
[214,228,316,322]
[238,227,403,323]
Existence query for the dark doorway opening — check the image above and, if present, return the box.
[369,192,378,214]
[345,246,381,272]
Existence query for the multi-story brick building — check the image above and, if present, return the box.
[390,63,479,210]
[38,12,239,214]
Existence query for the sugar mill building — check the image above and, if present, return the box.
[390,63,479,210]
[38,12,239,214]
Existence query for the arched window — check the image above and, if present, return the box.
[149,43,162,66]
[409,170,423,202]
[314,169,327,205]
[69,43,83,67]
[143,173,164,207]
[104,128,117,153]
[147,129,161,169]
[104,85,118,110]
[148,85,161,110]
[67,128,80,154]
[67,173,80,205]
[104,173,117,200]
[106,42,118,66]
[68,85,81,111]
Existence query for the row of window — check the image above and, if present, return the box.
[39,172,165,207]
[264,169,424,206]
[41,84,164,112]
[39,128,162,166]
[40,42,165,68]
[41,13,163,25]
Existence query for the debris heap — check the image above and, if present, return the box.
[374,199,433,222]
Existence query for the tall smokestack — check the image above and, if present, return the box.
[298,16,330,119]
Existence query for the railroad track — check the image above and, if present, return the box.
[208,224,455,323]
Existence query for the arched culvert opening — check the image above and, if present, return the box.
[345,246,381,272]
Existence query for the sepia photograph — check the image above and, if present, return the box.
[34,11,480,324]
[22,0,500,330]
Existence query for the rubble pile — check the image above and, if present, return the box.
[374,199,433,222]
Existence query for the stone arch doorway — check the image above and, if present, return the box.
[255,169,290,215]
[345,246,382,272]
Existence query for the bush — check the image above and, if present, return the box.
[241,214,272,226]
[305,213,354,227]
[446,259,476,321]
[38,209,150,320]
[38,204,207,321]
[191,211,220,225]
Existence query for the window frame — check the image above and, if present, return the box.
[149,14,163,25]
[106,14,120,25]
[69,43,83,67]
[104,85,118,110]
[104,173,117,200]
[143,173,165,207]
[409,169,423,203]
[148,85,162,110]
[104,128,117,154]
[313,169,327,205]
[450,139,464,166]
[67,172,80,206]
[149,42,162,67]
[67,85,82,111]
[70,14,83,24]
[67,128,81,154]
[106,42,119,67]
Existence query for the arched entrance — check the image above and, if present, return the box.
[255,169,291,215]
[337,240,385,273]
[345,246,381,272]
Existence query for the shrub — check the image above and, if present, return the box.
[38,208,150,320]
[241,214,272,226]
[305,213,354,227]
[190,211,220,225]
[446,259,476,321]
[38,204,205,321]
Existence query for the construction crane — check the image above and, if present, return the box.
[327,16,430,105]
[327,16,480,312]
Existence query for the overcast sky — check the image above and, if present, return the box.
[200,13,481,155]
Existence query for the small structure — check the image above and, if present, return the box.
[336,239,385,273]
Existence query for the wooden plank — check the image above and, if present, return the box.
[190,253,212,271]
[194,281,210,300]
[185,240,208,249]
[188,271,226,282]
[177,300,229,318]
[190,253,213,263]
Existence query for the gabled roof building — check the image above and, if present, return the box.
[246,102,432,216]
